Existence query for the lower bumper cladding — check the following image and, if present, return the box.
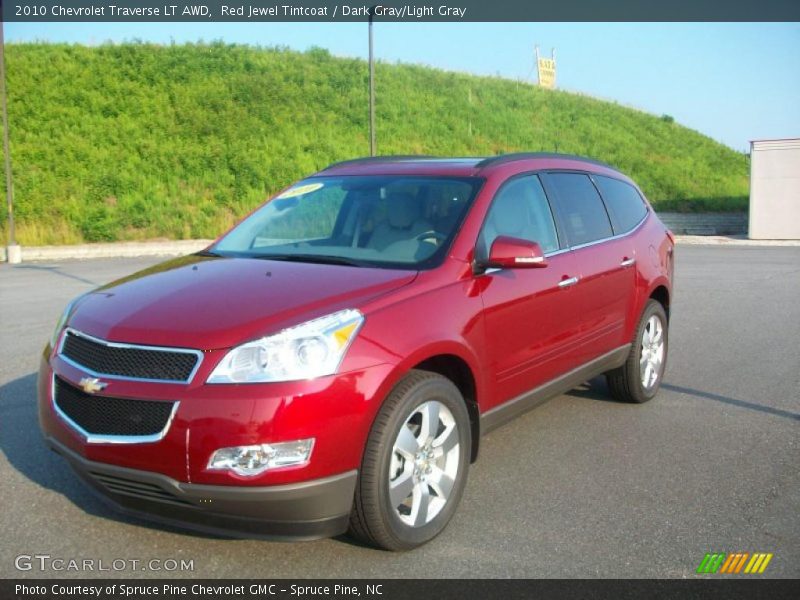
[46,437,357,541]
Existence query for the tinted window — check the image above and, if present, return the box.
[213,176,481,269]
[548,173,612,246]
[477,175,559,258]
[594,176,648,234]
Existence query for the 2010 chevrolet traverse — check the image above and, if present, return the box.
[39,153,674,550]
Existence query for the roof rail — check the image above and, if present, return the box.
[476,152,615,170]
[322,155,435,171]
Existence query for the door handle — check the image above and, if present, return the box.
[620,257,636,268]
[558,276,579,288]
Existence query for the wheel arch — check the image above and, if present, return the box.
[374,341,484,464]
[648,283,671,321]
[412,354,481,463]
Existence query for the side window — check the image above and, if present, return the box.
[594,175,648,234]
[547,173,613,246]
[477,175,559,258]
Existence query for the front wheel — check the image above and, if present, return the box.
[348,370,471,550]
[606,299,669,403]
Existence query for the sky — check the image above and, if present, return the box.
[6,22,800,151]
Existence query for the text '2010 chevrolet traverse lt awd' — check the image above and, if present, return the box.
[39,153,674,550]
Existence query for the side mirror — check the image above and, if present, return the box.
[483,236,548,270]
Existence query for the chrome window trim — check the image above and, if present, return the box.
[560,209,649,253]
[58,327,203,384]
[544,248,571,258]
[51,375,180,445]
[478,211,648,270]
[484,211,650,270]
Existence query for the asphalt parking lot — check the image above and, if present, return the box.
[0,245,798,578]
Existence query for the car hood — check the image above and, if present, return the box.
[68,255,417,350]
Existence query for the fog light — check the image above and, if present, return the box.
[208,439,314,476]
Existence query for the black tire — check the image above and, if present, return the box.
[606,299,669,403]
[348,370,471,551]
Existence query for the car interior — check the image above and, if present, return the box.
[245,178,476,265]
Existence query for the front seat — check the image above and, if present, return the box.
[367,192,433,253]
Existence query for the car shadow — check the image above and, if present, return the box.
[0,372,226,540]
[12,264,99,286]
[563,375,800,422]
[661,383,800,422]
[564,376,619,403]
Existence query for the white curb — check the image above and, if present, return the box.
[2,236,799,263]
[2,240,214,262]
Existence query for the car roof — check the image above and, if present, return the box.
[318,153,624,179]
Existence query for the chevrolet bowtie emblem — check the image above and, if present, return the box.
[79,377,107,394]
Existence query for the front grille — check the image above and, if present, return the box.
[88,472,192,507]
[61,329,200,382]
[54,377,175,437]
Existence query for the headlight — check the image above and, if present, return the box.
[50,296,84,348]
[207,309,364,383]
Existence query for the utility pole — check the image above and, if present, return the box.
[368,7,376,156]
[0,20,19,263]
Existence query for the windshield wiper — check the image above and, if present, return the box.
[195,249,223,257]
[252,254,366,267]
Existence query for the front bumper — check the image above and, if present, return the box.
[47,436,357,540]
[38,351,395,486]
[38,338,398,539]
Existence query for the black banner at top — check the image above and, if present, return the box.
[3,0,800,22]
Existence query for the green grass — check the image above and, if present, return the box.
[0,42,749,245]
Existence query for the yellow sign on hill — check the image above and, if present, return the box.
[536,47,557,89]
[538,58,556,89]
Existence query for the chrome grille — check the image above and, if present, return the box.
[54,376,176,440]
[60,329,201,383]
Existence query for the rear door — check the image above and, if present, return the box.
[592,174,651,337]
[543,172,636,364]
[477,174,584,409]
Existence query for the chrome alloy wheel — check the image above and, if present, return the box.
[640,315,665,390]
[388,400,460,527]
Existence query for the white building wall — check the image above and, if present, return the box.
[749,138,800,239]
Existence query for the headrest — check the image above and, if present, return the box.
[387,192,420,228]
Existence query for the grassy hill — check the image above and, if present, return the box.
[1,42,749,245]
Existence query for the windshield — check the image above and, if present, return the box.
[212,176,482,269]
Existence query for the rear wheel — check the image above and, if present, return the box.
[606,299,668,403]
[348,370,470,550]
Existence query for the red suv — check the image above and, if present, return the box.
[39,154,674,550]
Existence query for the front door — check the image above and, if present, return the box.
[477,174,585,410]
